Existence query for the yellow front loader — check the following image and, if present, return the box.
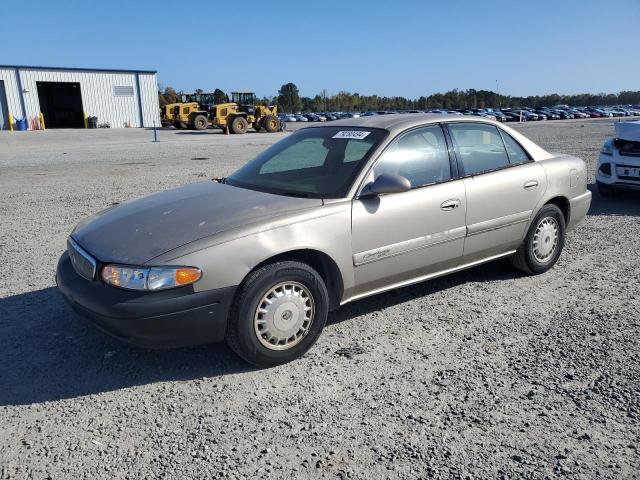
[161,102,181,127]
[171,93,215,130]
[212,92,279,134]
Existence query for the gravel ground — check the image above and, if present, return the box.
[1,118,639,479]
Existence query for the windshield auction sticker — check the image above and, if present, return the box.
[332,130,371,139]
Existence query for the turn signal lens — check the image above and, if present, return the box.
[102,265,201,291]
[175,268,201,285]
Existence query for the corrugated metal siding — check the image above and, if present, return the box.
[0,68,24,119]
[138,73,162,128]
[0,67,160,129]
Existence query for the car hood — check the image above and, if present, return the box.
[72,181,322,265]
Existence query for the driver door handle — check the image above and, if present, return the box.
[524,180,539,190]
[440,198,461,211]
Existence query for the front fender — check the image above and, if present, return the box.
[149,203,354,295]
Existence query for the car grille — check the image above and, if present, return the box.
[67,237,97,280]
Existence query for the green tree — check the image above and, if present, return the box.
[278,83,303,113]
[162,86,179,104]
[213,88,228,104]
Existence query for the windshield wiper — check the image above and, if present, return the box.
[279,191,311,198]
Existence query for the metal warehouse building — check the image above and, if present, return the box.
[0,65,160,130]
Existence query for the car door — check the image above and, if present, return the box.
[350,124,467,298]
[446,122,547,259]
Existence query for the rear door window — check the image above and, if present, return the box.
[448,123,509,175]
[500,131,531,164]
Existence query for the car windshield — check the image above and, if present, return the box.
[226,127,387,198]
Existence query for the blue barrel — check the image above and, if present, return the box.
[15,118,27,131]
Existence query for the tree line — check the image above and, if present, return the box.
[159,83,640,112]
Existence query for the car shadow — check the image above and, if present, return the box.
[174,130,222,135]
[587,183,640,217]
[330,259,518,325]
[0,287,251,407]
[1,260,518,407]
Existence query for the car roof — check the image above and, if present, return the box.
[299,113,553,161]
[301,112,501,135]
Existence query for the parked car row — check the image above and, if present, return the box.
[278,105,640,124]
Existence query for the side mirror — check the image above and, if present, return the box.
[360,173,411,197]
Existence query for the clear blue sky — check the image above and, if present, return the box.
[1,0,638,99]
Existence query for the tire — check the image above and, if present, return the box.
[263,115,280,133]
[192,114,208,131]
[225,261,329,367]
[596,181,616,196]
[229,116,248,134]
[253,122,263,132]
[511,204,566,275]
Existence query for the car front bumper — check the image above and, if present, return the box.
[596,153,640,189]
[56,252,236,349]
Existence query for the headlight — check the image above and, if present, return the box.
[101,265,201,291]
[600,142,613,156]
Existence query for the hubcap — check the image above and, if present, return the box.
[254,282,314,351]
[532,217,559,262]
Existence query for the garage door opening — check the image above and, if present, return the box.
[37,82,84,128]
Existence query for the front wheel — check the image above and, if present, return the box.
[511,204,566,275]
[263,115,280,133]
[229,116,248,134]
[191,114,208,130]
[226,261,329,367]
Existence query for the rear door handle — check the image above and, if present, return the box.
[440,198,461,211]
[524,180,539,190]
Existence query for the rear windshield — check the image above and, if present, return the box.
[226,127,387,198]
[615,138,640,157]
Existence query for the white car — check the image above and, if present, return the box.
[597,121,640,195]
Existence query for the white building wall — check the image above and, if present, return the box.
[138,73,162,128]
[0,67,160,129]
[0,67,25,119]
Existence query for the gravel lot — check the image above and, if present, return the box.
[1,118,639,479]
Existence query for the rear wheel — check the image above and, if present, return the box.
[597,181,617,196]
[511,204,565,274]
[191,114,208,130]
[263,115,280,133]
[225,261,329,367]
[229,116,248,134]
